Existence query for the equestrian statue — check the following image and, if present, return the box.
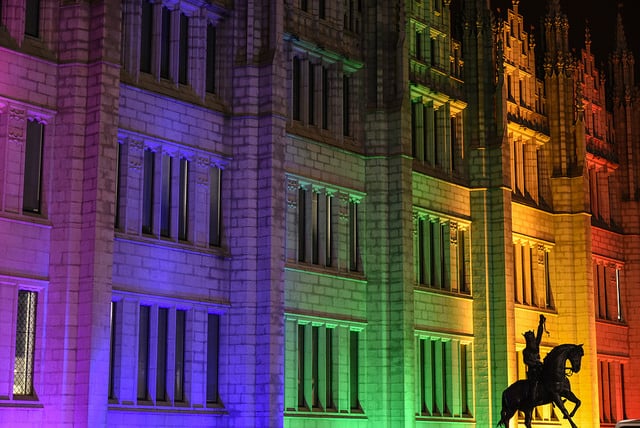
[498,314,584,428]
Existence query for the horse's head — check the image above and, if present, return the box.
[568,344,584,373]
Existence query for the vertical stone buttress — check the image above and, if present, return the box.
[463,0,513,425]
[45,1,120,426]
[543,1,598,425]
[226,1,286,426]
[363,1,415,426]
[611,3,640,416]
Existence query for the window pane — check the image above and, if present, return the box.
[343,75,350,136]
[13,290,37,396]
[349,202,358,271]
[137,305,150,400]
[160,7,171,79]
[23,120,44,213]
[209,167,221,246]
[325,328,333,409]
[140,0,153,73]
[25,0,40,37]
[174,310,186,402]
[115,143,123,228]
[142,149,154,234]
[206,314,219,403]
[108,301,117,399]
[297,324,305,408]
[292,58,301,120]
[297,188,306,262]
[178,159,189,241]
[178,13,189,84]
[349,331,359,409]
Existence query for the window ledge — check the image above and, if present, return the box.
[0,399,43,409]
[285,262,366,283]
[114,232,230,259]
[108,404,227,415]
[285,410,367,419]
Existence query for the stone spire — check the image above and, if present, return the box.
[584,20,591,53]
[548,0,561,17]
[615,2,628,52]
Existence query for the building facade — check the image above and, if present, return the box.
[0,0,639,427]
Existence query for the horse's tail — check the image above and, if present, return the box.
[497,388,515,427]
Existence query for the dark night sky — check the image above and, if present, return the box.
[490,0,640,78]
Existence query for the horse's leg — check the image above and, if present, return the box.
[561,389,581,418]
[524,408,533,428]
[550,392,578,428]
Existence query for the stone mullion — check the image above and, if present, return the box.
[151,2,163,78]
[168,154,180,241]
[412,213,421,284]
[338,192,349,271]
[285,178,299,261]
[318,326,328,410]
[121,0,142,78]
[189,11,206,97]
[193,157,210,247]
[2,105,26,213]
[284,319,297,410]
[165,308,177,403]
[186,308,206,407]
[169,7,181,84]
[449,339,461,416]
[336,325,349,412]
[124,138,143,235]
[118,299,139,404]
[449,221,458,292]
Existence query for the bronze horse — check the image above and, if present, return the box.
[498,344,584,428]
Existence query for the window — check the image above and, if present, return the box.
[13,290,37,396]
[115,144,124,228]
[25,0,40,37]
[290,321,359,413]
[206,24,217,93]
[160,6,171,79]
[109,302,118,400]
[411,99,464,175]
[142,149,155,234]
[178,158,189,241]
[510,135,539,202]
[174,310,186,402]
[416,336,471,418]
[297,187,335,267]
[156,308,168,401]
[292,57,302,121]
[343,74,350,136]
[117,135,225,247]
[209,166,222,247]
[109,296,224,408]
[513,240,553,308]
[206,314,219,404]
[23,120,44,214]
[137,305,150,401]
[594,261,624,322]
[349,330,360,410]
[349,201,359,272]
[344,0,361,33]
[140,0,153,73]
[415,215,470,294]
[178,13,189,84]
[598,360,626,424]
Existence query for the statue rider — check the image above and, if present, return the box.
[523,314,546,400]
